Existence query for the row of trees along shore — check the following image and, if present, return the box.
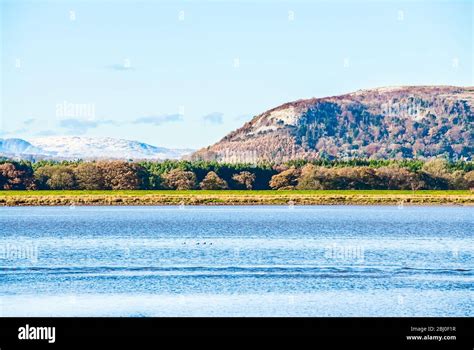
[0,158,473,191]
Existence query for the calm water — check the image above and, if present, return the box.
[0,205,472,316]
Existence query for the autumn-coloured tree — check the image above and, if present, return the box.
[35,165,76,190]
[97,161,144,190]
[34,166,52,189]
[449,170,467,190]
[375,166,412,189]
[48,168,76,190]
[269,167,300,190]
[296,164,327,190]
[232,171,256,190]
[200,171,228,190]
[74,163,104,190]
[0,162,35,190]
[163,168,196,190]
[422,158,450,178]
[327,167,378,190]
[421,158,450,189]
[464,171,474,190]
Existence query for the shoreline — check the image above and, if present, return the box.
[1,190,473,206]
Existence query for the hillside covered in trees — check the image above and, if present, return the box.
[1,159,473,191]
[192,86,473,163]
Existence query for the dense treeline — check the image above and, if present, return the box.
[0,160,275,190]
[0,158,473,191]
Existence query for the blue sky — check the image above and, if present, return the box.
[1,0,472,149]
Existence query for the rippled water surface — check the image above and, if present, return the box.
[0,205,472,316]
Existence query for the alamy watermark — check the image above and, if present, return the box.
[0,242,39,263]
[216,149,260,164]
[56,100,96,120]
[381,99,423,118]
[324,243,365,262]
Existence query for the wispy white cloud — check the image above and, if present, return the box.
[34,130,59,137]
[23,118,37,125]
[59,118,117,135]
[107,64,135,71]
[133,114,183,126]
[202,112,224,124]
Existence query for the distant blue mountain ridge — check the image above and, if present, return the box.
[0,136,193,160]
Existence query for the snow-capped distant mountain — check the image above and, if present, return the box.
[0,136,193,160]
[30,136,193,160]
[0,138,47,155]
